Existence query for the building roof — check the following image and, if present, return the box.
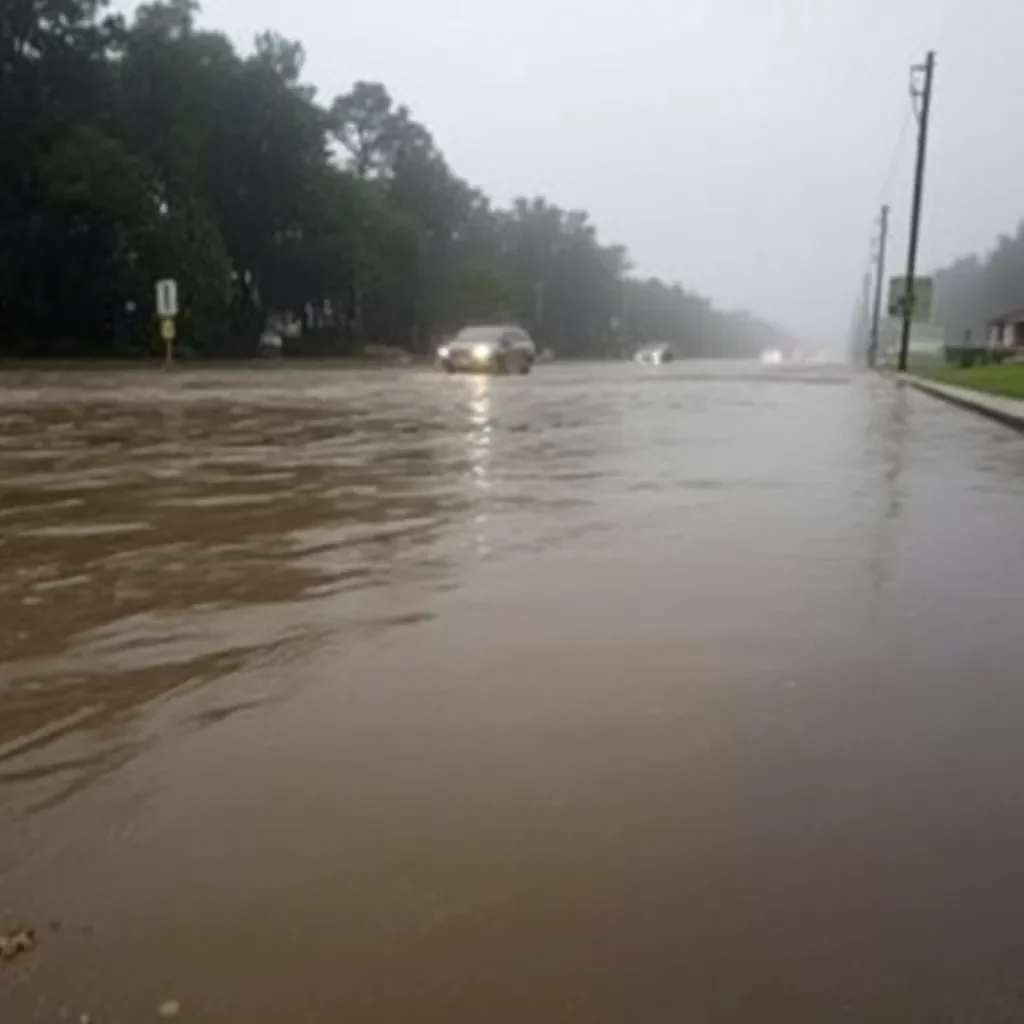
[988,307,1024,325]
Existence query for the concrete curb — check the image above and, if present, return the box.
[897,373,1024,434]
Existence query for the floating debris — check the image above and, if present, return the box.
[0,927,36,964]
[158,1000,181,1018]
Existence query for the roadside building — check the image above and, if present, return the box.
[879,318,945,364]
[987,309,1024,356]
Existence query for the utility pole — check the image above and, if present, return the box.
[868,204,890,368]
[898,50,936,372]
[858,270,872,360]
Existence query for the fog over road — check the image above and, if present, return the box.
[2,363,1023,1023]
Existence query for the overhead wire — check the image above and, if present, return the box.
[877,106,913,210]
[856,98,915,350]
[849,106,909,359]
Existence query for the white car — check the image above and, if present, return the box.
[259,330,283,357]
[437,326,536,375]
[634,342,675,366]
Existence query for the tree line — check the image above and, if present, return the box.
[1,0,792,359]
[933,222,1024,345]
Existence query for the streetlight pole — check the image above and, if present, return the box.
[898,50,936,372]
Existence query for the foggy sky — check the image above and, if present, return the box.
[129,0,1023,343]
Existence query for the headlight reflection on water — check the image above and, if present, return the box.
[466,375,493,556]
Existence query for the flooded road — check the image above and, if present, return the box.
[2,363,1024,1022]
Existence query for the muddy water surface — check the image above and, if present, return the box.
[2,364,1024,1022]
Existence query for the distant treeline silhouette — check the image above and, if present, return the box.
[0,0,793,358]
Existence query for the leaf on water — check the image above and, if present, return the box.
[0,927,37,964]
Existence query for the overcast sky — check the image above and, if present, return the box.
[128,0,1024,342]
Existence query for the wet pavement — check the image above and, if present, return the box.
[1,362,1023,1022]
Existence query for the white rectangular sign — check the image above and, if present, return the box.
[156,279,179,318]
[887,276,933,323]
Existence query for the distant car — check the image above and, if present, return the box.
[634,343,674,366]
[437,325,536,374]
[259,330,283,357]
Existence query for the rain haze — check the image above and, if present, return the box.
[125,0,1024,345]
[8,2,1024,1021]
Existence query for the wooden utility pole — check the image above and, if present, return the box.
[858,270,872,358]
[868,204,890,368]
[898,51,936,372]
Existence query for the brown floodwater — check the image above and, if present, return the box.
[2,363,1024,1022]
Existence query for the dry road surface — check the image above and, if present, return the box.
[1,362,1023,1023]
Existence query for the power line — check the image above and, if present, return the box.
[856,46,939,362]
[877,106,913,208]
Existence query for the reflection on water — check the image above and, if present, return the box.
[0,367,623,806]
[2,363,1021,761]
[864,383,911,599]
[0,398,451,743]
[4,363,1024,1022]
[466,374,494,556]
[4,362,1019,799]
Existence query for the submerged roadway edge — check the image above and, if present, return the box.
[893,372,1024,434]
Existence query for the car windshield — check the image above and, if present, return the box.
[454,327,505,342]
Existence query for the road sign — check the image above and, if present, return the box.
[887,276,933,322]
[160,317,176,342]
[156,279,178,318]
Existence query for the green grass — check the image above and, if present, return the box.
[911,360,1024,400]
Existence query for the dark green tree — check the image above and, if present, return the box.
[0,0,792,359]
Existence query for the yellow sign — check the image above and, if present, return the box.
[160,317,176,342]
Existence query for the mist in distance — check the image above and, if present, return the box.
[182,0,1022,348]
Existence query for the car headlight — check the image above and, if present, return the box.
[437,345,450,359]
[472,343,492,361]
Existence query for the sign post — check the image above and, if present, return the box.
[155,279,178,366]
[160,316,176,365]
